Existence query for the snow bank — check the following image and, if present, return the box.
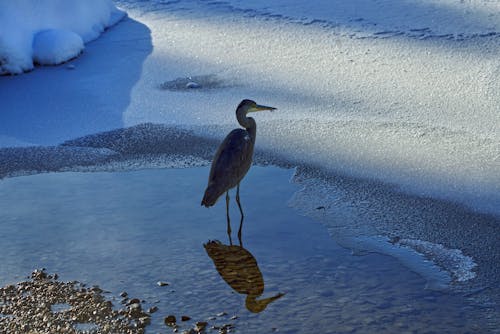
[0,0,126,74]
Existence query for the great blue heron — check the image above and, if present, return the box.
[201,99,276,241]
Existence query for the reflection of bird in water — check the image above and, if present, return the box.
[204,240,284,313]
[201,100,276,242]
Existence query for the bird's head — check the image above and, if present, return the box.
[237,99,276,115]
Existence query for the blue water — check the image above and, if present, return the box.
[0,166,492,333]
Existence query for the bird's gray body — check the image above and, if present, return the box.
[201,121,256,207]
[201,98,275,244]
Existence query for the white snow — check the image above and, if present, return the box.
[0,0,125,74]
[223,0,500,38]
[33,29,84,65]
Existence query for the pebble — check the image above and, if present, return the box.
[181,315,191,321]
[129,303,141,311]
[0,269,150,333]
[218,323,235,333]
[165,315,177,326]
[157,281,169,287]
[148,306,158,313]
[195,321,208,332]
[127,298,141,305]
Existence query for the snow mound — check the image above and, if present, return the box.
[0,0,126,75]
[33,29,84,65]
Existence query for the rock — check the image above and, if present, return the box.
[195,321,208,332]
[137,316,151,327]
[165,315,177,326]
[120,291,128,298]
[31,269,48,280]
[127,298,141,305]
[219,323,235,333]
[181,315,191,321]
[157,281,169,286]
[90,285,103,293]
[148,306,158,313]
[129,303,141,311]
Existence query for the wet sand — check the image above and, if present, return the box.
[0,167,496,333]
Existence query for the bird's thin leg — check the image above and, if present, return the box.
[236,183,244,245]
[226,191,233,245]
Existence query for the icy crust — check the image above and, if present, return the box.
[0,124,217,179]
[119,0,500,40]
[344,236,478,289]
[60,123,218,157]
[397,239,477,283]
[0,146,117,179]
[288,167,499,293]
[237,0,500,40]
[0,0,126,74]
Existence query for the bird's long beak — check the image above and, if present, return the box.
[251,104,276,112]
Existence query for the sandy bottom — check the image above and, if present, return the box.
[0,167,496,333]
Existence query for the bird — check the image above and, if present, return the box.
[201,99,276,241]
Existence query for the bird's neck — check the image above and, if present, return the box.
[237,114,256,140]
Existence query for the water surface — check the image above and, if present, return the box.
[0,167,491,333]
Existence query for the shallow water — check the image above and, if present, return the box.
[0,167,493,333]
